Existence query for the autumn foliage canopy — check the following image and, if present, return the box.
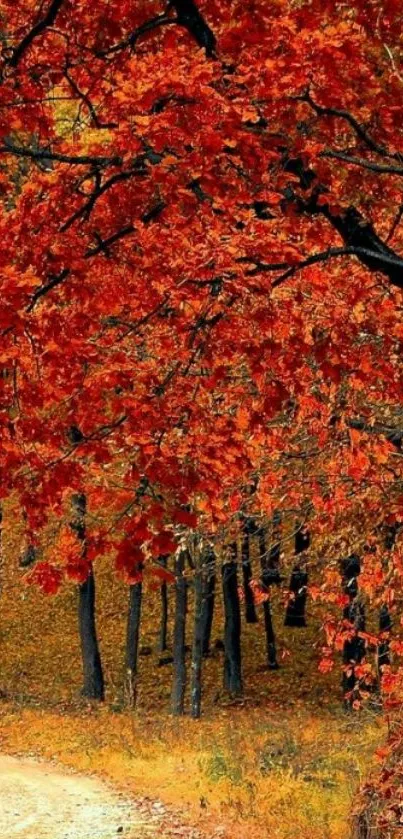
[0,0,401,601]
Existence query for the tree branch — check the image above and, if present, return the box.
[347,418,402,450]
[98,0,216,58]
[26,268,70,312]
[1,140,122,167]
[64,68,118,130]
[242,246,403,289]
[297,89,400,160]
[171,0,216,57]
[320,150,403,176]
[284,169,403,290]
[9,0,66,67]
[97,13,175,57]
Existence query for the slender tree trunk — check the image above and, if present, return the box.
[191,544,215,716]
[125,581,142,706]
[339,554,365,706]
[241,527,258,623]
[171,549,188,715]
[71,493,104,701]
[190,560,204,719]
[20,508,37,568]
[375,524,398,682]
[222,546,243,695]
[200,547,216,656]
[377,604,392,674]
[159,554,169,652]
[258,527,279,669]
[342,595,366,705]
[284,524,309,627]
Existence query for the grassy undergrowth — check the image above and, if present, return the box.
[0,702,383,839]
[0,517,386,839]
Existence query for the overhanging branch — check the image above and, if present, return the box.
[9,0,66,67]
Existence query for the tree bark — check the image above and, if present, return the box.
[159,554,169,652]
[340,554,365,705]
[377,604,392,674]
[284,565,308,627]
[342,595,366,705]
[200,546,215,656]
[125,581,142,706]
[258,527,279,669]
[190,561,204,719]
[171,549,188,715]
[222,546,243,695]
[71,493,104,701]
[284,524,309,627]
[241,527,258,623]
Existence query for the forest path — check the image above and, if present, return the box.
[0,753,158,838]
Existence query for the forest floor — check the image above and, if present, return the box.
[0,521,387,839]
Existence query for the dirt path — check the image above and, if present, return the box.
[0,754,158,838]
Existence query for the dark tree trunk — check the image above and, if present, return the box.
[222,546,243,695]
[295,524,310,554]
[241,527,258,623]
[159,554,169,652]
[284,524,309,627]
[258,527,279,669]
[284,565,308,627]
[200,546,216,657]
[71,493,104,701]
[342,596,366,704]
[190,562,204,719]
[125,581,142,706]
[377,604,392,674]
[340,554,365,706]
[78,571,105,700]
[20,508,37,568]
[263,600,278,670]
[171,549,188,715]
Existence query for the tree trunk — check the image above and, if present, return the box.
[342,595,366,705]
[222,546,243,695]
[159,554,169,652]
[200,546,216,656]
[284,565,308,627]
[339,554,365,706]
[241,527,258,623]
[377,604,392,674]
[190,562,203,719]
[284,524,309,627]
[258,527,279,669]
[71,493,104,701]
[171,549,188,715]
[295,524,310,554]
[125,581,142,706]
